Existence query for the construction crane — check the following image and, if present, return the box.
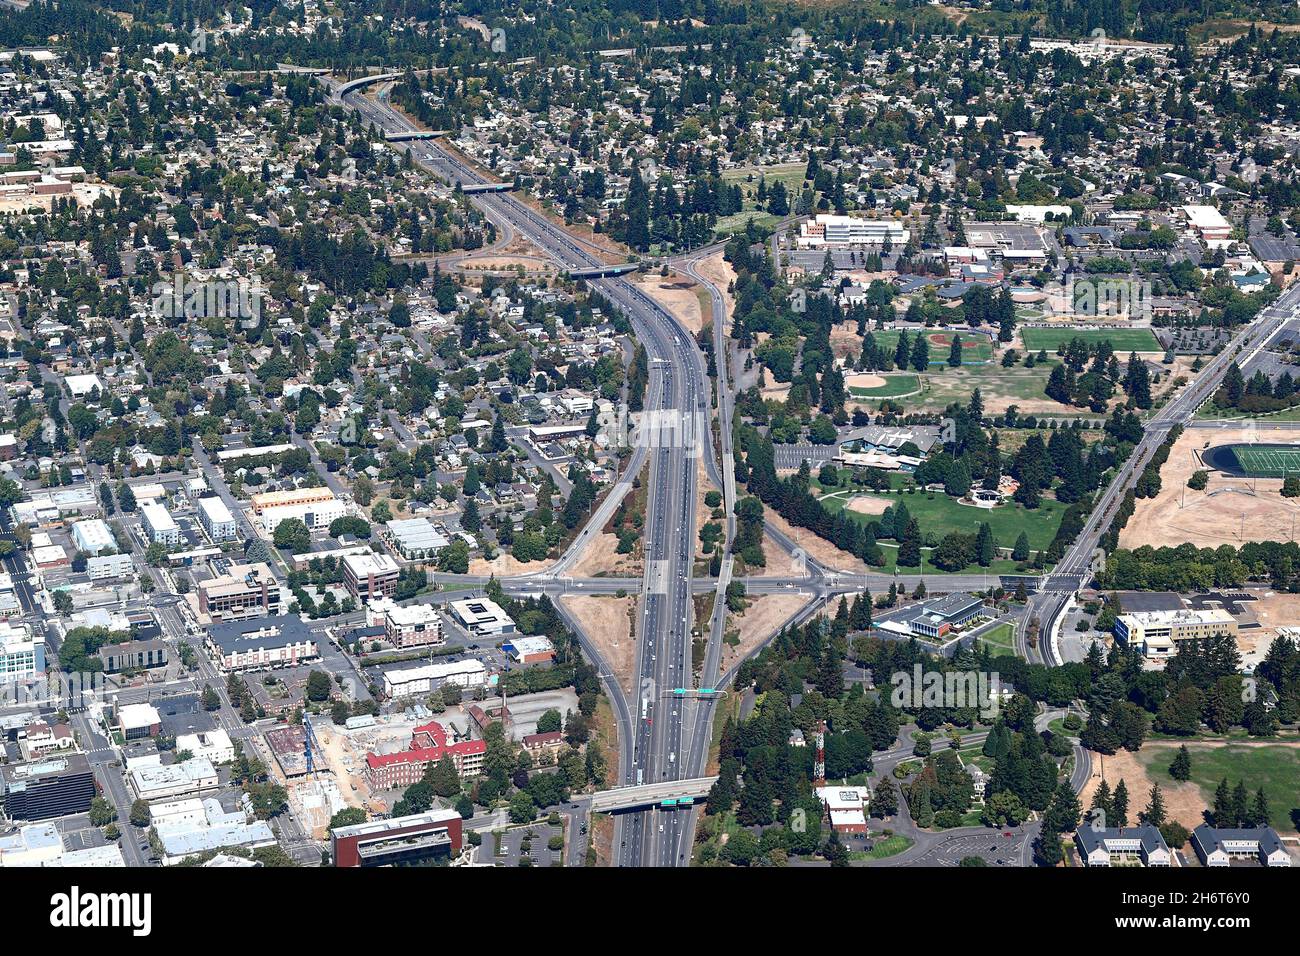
[303,712,325,775]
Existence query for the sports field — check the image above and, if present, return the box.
[847,373,920,398]
[869,330,993,365]
[1019,326,1161,353]
[1229,444,1300,478]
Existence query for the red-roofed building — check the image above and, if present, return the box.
[363,720,486,790]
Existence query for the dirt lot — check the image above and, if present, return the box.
[763,507,879,573]
[723,593,812,672]
[844,494,893,517]
[748,532,812,577]
[560,594,637,696]
[1243,592,1300,660]
[1080,746,1205,833]
[1121,425,1300,549]
[469,552,550,576]
[845,372,887,390]
[637,273,706,334]
[569,529,643,577]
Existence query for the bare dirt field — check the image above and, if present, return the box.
[1120,425,1300,549]
[1081,746,1205,833]
[748,532,812,577]
[763,507,879,574]
[1243,592,1300,663]
[569,529,643,577]
[560,594,637,696]
[845,373,887,390]
[693,251,738,332]
[469,552,550,576]
[638,273,706,334]
[723,593,812,672]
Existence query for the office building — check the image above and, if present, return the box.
[117,702,162,740]
[206,615,319,673]
[797,213,909,249]
[1113,608,1238,658]
[199,562,281,621]
[252,487,346,531]
[331,809,464,867]
[503,635,555,664]
[384,603,444,649]
[98,639,168,674]
[128,756,219,801]
[0,622,44,684]
[140,501,181,546]
[907,593,985,640]
[196,496,238,542]
[2,754,96,820]
[342,552,400,600]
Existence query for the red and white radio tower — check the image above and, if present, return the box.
[813,720,826,787]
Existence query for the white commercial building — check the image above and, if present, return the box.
[797,213,909,249]
[70,518,116,556]
[1181,204,1232,242]
[449,597,516,636]
[383,659,487,698]
[258,498,346,532]
[140,501,181,545]
[85,552,135,581]
[196,496,238,542]
[175,728,235,764]
[128,757,220,801]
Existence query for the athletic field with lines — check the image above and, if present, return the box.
[1228,444,1300,478]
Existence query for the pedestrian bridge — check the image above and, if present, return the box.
[590,776,717,813]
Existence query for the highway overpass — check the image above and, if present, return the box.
[590,777,718,813]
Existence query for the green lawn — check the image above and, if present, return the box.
[848,373,920,398]
[1020,326,1161,353]
[976,622,1017,655]
[856,834,914,860]
[819,486,1065,551]
[1137,743,1300,832]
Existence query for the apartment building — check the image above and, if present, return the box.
[196,495,238,542]
[0,622,44,684]
[140,501,181,545]
[1075,825,1172,867]
[206,615,319,673]
[198,562,281,621]
[382,659,487,698]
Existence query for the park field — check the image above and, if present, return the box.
[819,486,1065,550]
[1020,326,1161,353]
[847,373,920,398]
[869,329,994,365]
[1137,742,1300,832]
